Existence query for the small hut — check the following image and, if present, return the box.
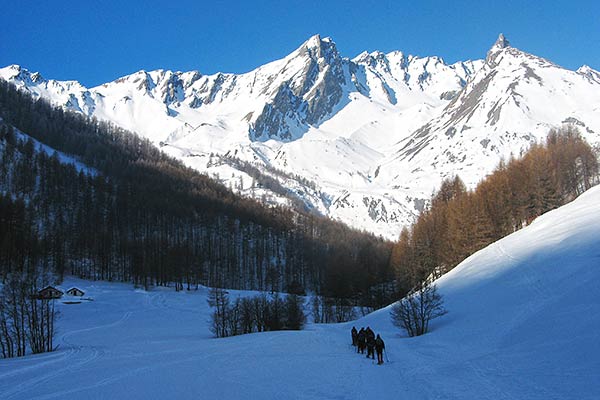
[38,286,63,299]
[66,287,85,297]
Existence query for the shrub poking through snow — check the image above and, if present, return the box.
[391,281,447,337]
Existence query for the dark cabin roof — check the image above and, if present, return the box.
[67,287,85,295]
[37,286,64,299]
[39,286,63,294]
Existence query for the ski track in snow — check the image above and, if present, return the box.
[1,311,131,399]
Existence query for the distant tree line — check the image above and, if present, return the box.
[390,126,599,293]
[0,80,395,307]
[208,288,306,338]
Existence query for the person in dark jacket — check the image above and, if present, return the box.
[365,327,375,341]
[375,334,385,364]
[351,326,358,346]
[357,328,366,354]
[365,327,375,359]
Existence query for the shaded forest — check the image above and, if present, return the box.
[390,126,598,292]
[0,80,394,306]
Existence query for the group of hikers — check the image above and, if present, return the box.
[351,326,386,365]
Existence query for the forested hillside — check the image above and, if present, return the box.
[0,80,394,305]
[390,126,598,292]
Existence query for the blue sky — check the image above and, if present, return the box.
[2,1,599,87]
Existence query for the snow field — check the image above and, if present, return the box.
[2,186,600,399]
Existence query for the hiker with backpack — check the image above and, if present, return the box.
[351,326,358,346]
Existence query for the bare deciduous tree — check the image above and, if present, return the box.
[0,272,58,358]
[207,287,229,338]
[391,281,447,337]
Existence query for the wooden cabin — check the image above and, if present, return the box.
[37,286,64,299]
[66,287,85,297]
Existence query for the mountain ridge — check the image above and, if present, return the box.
[2,34,599,239]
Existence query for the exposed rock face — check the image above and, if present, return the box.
[251,36,346,141]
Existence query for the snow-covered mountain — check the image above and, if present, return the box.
[384,34,600,191]
[2,34,599,239]
[2,184,599,399]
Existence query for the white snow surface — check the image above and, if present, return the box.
[1,185,599,399]
[1,34,600,239]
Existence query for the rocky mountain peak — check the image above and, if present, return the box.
[250,35,346,141]
[577,65,600,84]
[302,34,334,48]
[1,65,44,85]
[494,33,510,49]
[6,64,22,74]
[486,33,513,67]
[304,34,322,48]
[298,34,340,65]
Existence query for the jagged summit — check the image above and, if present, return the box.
[295,34,340,63]
[577,65,600,83]
[302,34,333,47]
[485,33,514,66]
[298,34,336,53]
[6,64,21,72]
[488,33,511,55]
[494,33,510,49]
[2,65,43,83]
[304,34,322,47]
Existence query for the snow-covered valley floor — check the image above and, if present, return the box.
[2,186,600,400]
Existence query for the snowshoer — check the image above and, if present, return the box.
[365,327,375,359]
[365,327,375,341]
[357,328,366,354]
[351,326,358,346]
[375,334,385,364]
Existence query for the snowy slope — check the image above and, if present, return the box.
[2,34,599,239]
[1,185,599,399]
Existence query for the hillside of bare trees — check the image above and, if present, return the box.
[390,126,598,292]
